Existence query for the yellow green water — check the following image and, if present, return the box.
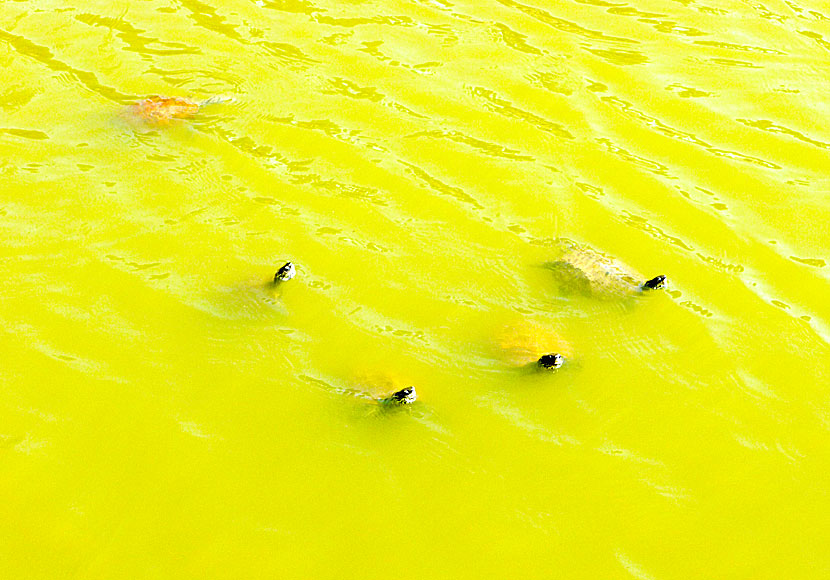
[2,0,829,577]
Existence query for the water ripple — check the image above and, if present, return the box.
[0,128,49,140]
[693,39,786,55]
[470,86,575,139]
[406,129,535,161]
[324,77,385,102]
[709,57,763,68]
[622,212,694,251]
[255,0,319,15]
[178,0,247,43]
[586,46,650,66]
[0,28,133,103]
[74,13,202,58]
[789,256,826,268]
[496,0,639,44]
[799,29,830,51]
[600,95,783,169]
[527,66,579,95]
[313,14,415,28]
[259,41,321,68]
[400,161,485,210]
[596,138,675,178]
[491,22,543,55]
[737,118,830,150]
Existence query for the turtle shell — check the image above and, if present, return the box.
[127,96,200,125]
[548,240,663,299]
[496,321,572,368]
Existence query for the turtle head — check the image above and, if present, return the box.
[274,261,296,283]
[382,386,417,406]
[537,353,564,370]
[642,275,666,291]
[381,387,418,406]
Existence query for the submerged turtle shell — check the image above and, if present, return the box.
[127,96,201,125]
[548,239,665,300]
[496,322,572,369]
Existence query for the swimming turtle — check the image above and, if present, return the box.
[495,321,572,371]
[266,261,296,300]
[546,239,666,300]
[377,386,417,406]
[125,95,232,125]
[274,261,296,283]
[351,371,417,411]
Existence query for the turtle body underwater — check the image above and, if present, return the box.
[266,261,296,301]
[546,239,666,300]
[495,321,572,372]
[125,95,232,125]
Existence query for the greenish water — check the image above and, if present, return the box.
[1,0,829,578]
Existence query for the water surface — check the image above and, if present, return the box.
[2,0,829,578]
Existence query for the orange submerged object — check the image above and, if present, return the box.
[127,96,201,124]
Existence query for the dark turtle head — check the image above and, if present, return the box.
[537,353,564,370]
[642,275,666,291]
[381,386,417,406]
[274,261,296,283]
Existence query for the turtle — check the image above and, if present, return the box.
[350,371,418,413]
[266,261,296,300]
[546,239,666,300]
[125,95,233,125]
[274,261,296,283]
[377,386,417,406]
[495,321,572,372]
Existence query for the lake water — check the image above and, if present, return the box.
[2,0,829,578]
